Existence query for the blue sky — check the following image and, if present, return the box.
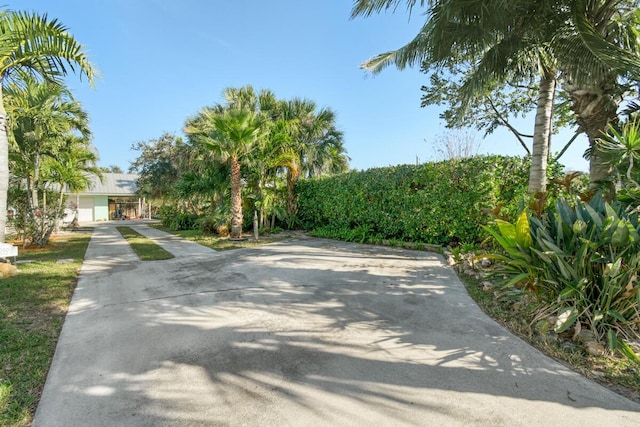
[17,0,589,172]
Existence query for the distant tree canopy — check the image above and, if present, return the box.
[100,165,124,174]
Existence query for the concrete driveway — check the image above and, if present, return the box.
[34,224,640,426]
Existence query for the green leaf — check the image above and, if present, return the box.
[483,226,515,252]
[611,220,630,247]
[530,247,552,263]
[604,258,622,278]
[583,203,603,228]
[607,330,640,366]
[537,237,565,254]
[555,257,575,281]
[554,307,578,333]
[607,329,617,350]
[496,219,516,244]
[559,285,577,299]
[605,310,626,323]
[604,203,619,221]
[627,222,640,244]
[504,272,531,287]
[515,210,532,248]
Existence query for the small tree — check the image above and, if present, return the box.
[429,129,482,161]
[185,109,265,238]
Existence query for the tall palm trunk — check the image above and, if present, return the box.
[258,166,265,228]
[286,166,300,228]
[230,156,243,238]
[0,87,8,243]
[564,79,619,191]
[529,74,556,194]
[57,187,65,215]
[31,148,42,209]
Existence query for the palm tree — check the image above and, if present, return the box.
[278,99,347,223]
[222,85,285,228]
[44,135,101,216]
[352,0,561,193]
[558,0,640,188]
[5,76,90,210]
[351,0,640,192]
[185,109,265,238]
[0,9,95,242]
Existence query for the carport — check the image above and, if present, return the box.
[66,173,152,222]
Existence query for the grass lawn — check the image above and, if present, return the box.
[149,224,294,251]
[0,233,91,426]
[116,226,174,261]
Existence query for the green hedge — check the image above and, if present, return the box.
[296,155,531,246]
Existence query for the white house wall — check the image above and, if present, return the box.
[77,196,95,222]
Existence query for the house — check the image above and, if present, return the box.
[65,173,150,222]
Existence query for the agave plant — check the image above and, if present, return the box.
[485,195,640,363]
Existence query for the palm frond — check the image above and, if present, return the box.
[555,0,640,84]
[350,0,428,19]
[0,10,96,86]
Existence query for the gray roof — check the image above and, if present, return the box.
[69,173,139,196]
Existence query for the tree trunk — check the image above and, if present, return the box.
[31,149,41,209]
[528,75,556,194]
[258,169,264,229]
[230,157,243,238]
[286,166,300,228]
[57,188,65,215]
[0,87,8,243]
[564,79,620,191]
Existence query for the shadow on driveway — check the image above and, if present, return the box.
[34,228,640,426]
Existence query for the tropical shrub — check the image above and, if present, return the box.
[485,195,640,363]
[196,205,231,236]
[7,183,64,247]
[158,206,198,231]
[598,119,640,209]
[195,215,219,234]
[297,155,532,245]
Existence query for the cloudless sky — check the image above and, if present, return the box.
[17,0,589,172]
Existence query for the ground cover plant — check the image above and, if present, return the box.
[0,233,91,426]
[116,227,174,261]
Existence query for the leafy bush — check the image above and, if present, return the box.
[195,215,219,234]
[158,206,198,231]
[196,214,230,236]
[485,195,640,363]
[297,155,532,245]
